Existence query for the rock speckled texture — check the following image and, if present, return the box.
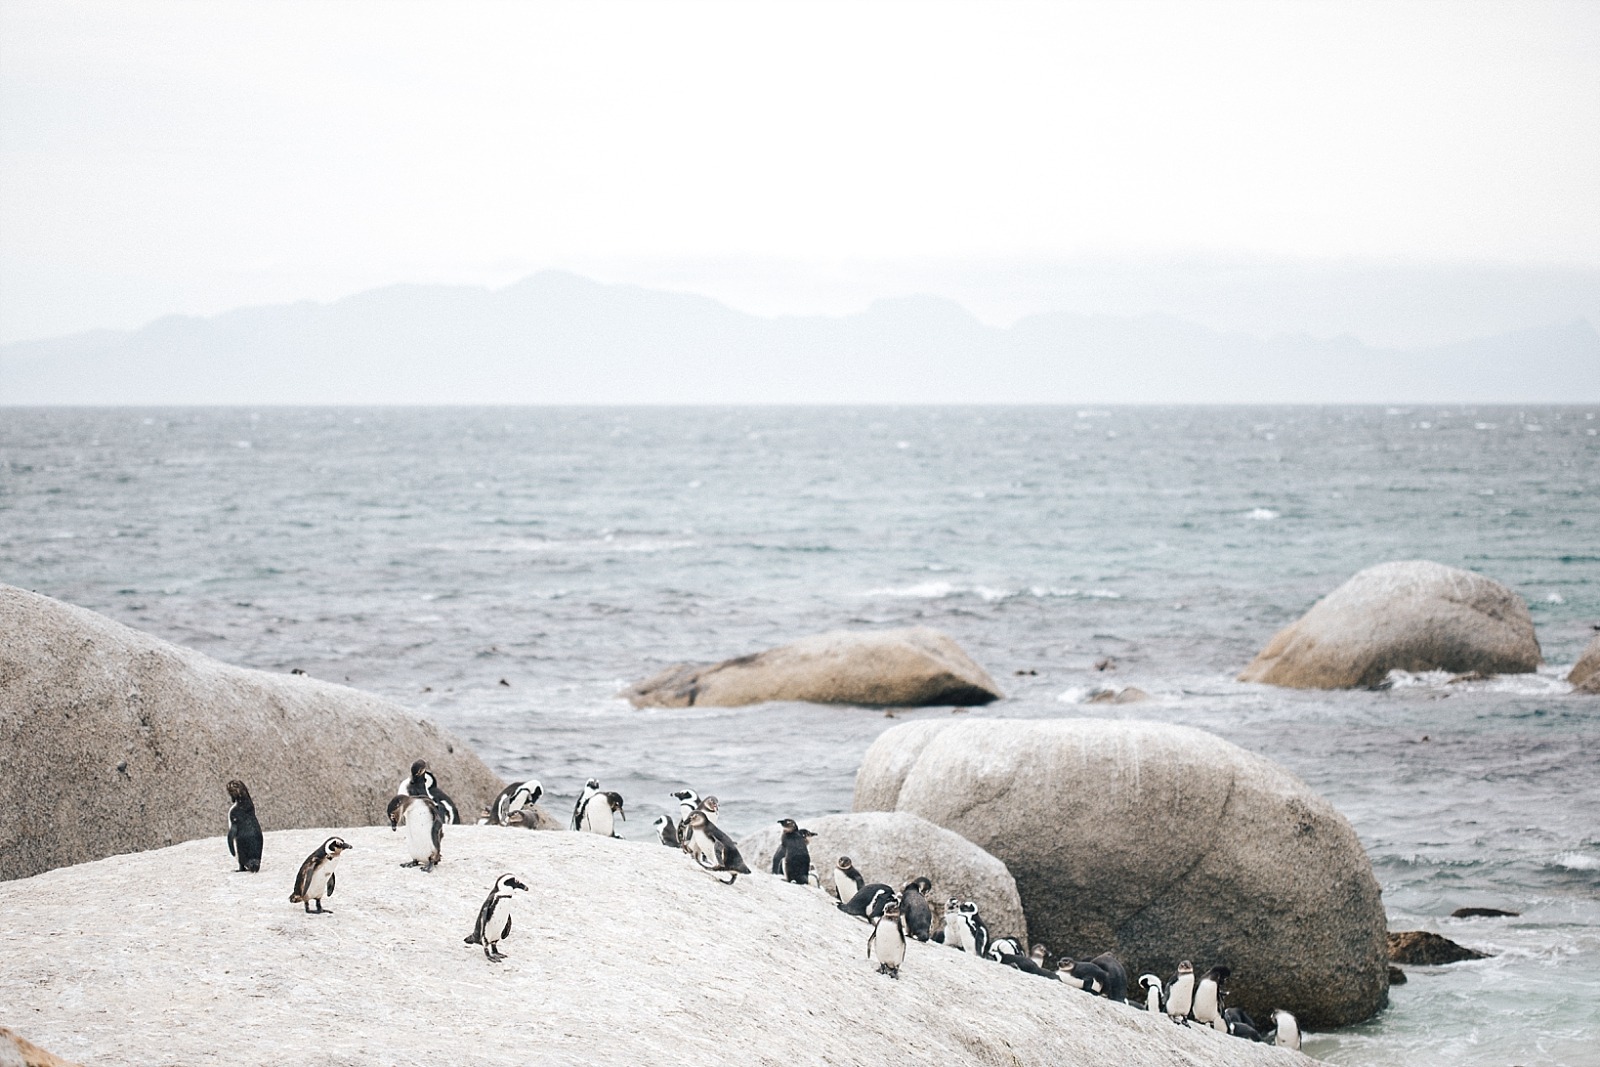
[1569,632,1600,692]
[856,717,1388,1028]
[624,627,1002,707]
[0,585,502,881]
[1387,930,1490,965]
[1238,560,1541,689]
[738,811,1027,942]
[0,825,1316,1067]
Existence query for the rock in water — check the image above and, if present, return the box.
[1450,906,1519,919]
[739,811,1027,941]
[623,627,1002,708]
[1386,930,1490,965]
[1238,560,1541,689]
[0,585,503,881]
[855,717,1389,1028]
[1569,632,1600,692]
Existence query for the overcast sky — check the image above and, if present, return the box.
[2,0,1598,344]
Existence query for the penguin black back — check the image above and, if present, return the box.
[226,779,263,873]
[899,877,933,941]
[772,819,812,885]
[839,883,897,920]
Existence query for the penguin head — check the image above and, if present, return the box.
[507,810,533,828]
[386,794,409,828]
[584,778,600,790]
[409,759,429,778]
[1139,973,1162,991]
[838,857,856,871]
[958,900,979,917]
[606,792,625,817]
[496,873,528,893]
[1205,965,1231,984]
[323,836,352,855]
[778,818,799,832]
[518,780,544,806]
[801,829,817,840]
[701,796,719,813]
[1030,944,1048,964]
[944,898,961,913]
[226,780,250,802]
[1177,960,1194,975]
[908,876,932,894]
[669,788,698,805]
[881,900,902,919]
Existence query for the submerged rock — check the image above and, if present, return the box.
[855,717,1389,1028]
[1387,965,1407,985]
[738,811,1027,942]
[0,826,1315,1067]
[0,585,502,881]
[1387,930,1490,965]
[1570,631,1600,691]
[1450,906,1519,919]
[1239,560,1541,689]
[624,627,1003,708]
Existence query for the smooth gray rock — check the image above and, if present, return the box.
[851,719,955,812]
[1240,560,1542,689]
[624,627,1002,708]
[739,811,1027,943]
[856,717,1389,1028]
[0,585,503,881]
[1569,632,1600,692]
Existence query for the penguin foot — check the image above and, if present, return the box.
[401,860,420,868]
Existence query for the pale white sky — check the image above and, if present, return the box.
[2,0,1598,343]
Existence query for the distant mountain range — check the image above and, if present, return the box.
[3,270,1596,404]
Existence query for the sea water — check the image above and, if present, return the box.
[2,405,1597,1065]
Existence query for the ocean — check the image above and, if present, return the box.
[2,404,1597,1065]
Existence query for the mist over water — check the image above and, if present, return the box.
[3,404,1597,1065]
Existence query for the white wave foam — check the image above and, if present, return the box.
[1553,852,1600,871]
[864,580,957,599]
[861,583,1119,602]
[431,537,698,555]
[1247,508,1279,521]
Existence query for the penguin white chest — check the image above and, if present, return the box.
[405,808,435,861]
[584,801,614,836]
[308,859,336,898]
[1167,976,1194,1015]
[872,921,907,967]
[832,869,854,901]
[486,896,513,942]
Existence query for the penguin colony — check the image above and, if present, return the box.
[226,771,1301,1047]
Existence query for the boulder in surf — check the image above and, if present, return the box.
[1568,631,1600,692]
[1238,560,1541,689]
[623,627,1002,708]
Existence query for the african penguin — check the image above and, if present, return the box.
[683,810,752,883]
[1166,960,1196,1022]
[838,883,897,922]
[399,759,461,824]
[1224,1007,1261,1041]
[1138,973,1165,1013]
[669,788,700,851]
[387,793,445,871]
[700,795,721,823]
[506,809,543,830]
[653,815,679,847]
[986,936,1025,960]
[489,780,543,826]
[289,836,351,913]
[575,787,624,837]
[832,856,866,902]
[771,819,813,885]
[942,899,990,956]
[1191,965,1231,1031]
[464,873,528,962]
[1056,957,1108,993]
[1091,951,1129,1002]
[867,899,908,979]
[225,779,263,873]
[571,779,601,830]
[1269,1009,1302,1050]
[899,877,934,941]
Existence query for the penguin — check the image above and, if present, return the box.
[505,809,543,830]
[489,780,543,826]
[225,779,263,873]
[832,856,866,902]
[1191,966,1231,1032]
[1267,1009,1301,1050]
[387,793,444,871]
[653,815,679,847]
[899,877,934,941]
[1029,943,1051,970]
[571,778,601,830]
[289,836,351,913]
[771,819,813,885]
[867,899,908,979]
[700,795,721,824]
[1057,957,1108,994]
[669,788,700,851]
[463,872,528,962]
[1138,973,1166,1013]
[943,900,990,956]
[1166,960,1196,1022]
[838,883,897,921]
[986,936,1025,960]
[399,759,460,824]
[1224,1007,1261,1041]
[1091,951,1129,1003]
[682,810,752,883]
[990,941,1058,980]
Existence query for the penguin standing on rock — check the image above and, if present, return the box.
[1191,966,1231,1031]
[399,759,460,824]
[289,837,351,913]
[572,780,625,837]
[1090,952,1129,1003]
[771,819,813,884]
[1138,973,1165,1013]
[832,857,866,902]
[1166,960,1196,1022]
[899,877,934,941]
[1223,1007,1261,1041]
[464,873,528,962]
[225,780,263,873]
[388,793,445,871]
[488,780,543,826]
[942,899,989,956]
[683,810,752,883]
[669,789,700,849]
[653,815,679,847]
[867,899,908,978]
[1266,1009,1302,1050]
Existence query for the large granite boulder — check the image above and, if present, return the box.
[1239,560,1542,689]
[738,811,1027,942]
[851,719,955,811]
[0,585,503,881]
[855,717,1389,1028]
[1569,631,1600,692]
[624,627,1002,708]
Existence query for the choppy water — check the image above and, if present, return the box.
[3,405,1598,1065]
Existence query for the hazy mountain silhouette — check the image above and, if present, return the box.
[2,270,1596,404]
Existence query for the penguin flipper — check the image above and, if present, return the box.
[326,873,336,897]
[227,826,237,856]
[503,914,512,939]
